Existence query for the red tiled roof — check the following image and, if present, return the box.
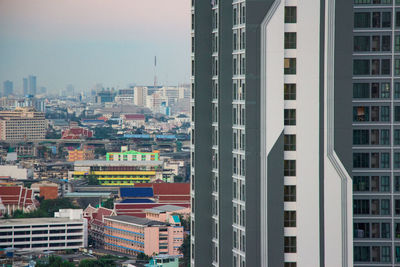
[124,114,145,120]
[135,183,190,196]
[0,186,37,209]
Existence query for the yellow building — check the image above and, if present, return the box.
[71,160,163,186]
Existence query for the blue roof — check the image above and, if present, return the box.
[123,134,151,139]
[120,199,155,203]
[120,187,154,198]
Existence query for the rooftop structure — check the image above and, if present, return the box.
[106,148,159,162]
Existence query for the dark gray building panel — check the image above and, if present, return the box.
[193,0,213,265]
[218,0,233,265]
[245,1,281,267]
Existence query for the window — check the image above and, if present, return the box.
[396,199,400,215]
[381,153,390,169]
[395,176,400,192]
[381,199,390,215]
[284,237,296,253]
[372,59,380,75]
[381,59,391,75]
[395,83,400,98]
[284,135,296,151]
[382,12,392,28]
[371,152,379,168]
[284,185,296,202]
[284,58,296,74]
[371,82,379,98]
[354,246,370,262]
[353,129,369,145]
[285,7,296,23]
[395,130,400,145]
[353,176,369,191]
[371,106,379,121]
[354,222,369,238]
[380,129,389,145]
[353,106,369,121]
[284,109,296,125]
[354,59,370,75]
[395,153,400,168]
[284,84,296,100]
[395,106,400,121]
[284,160,296,176]
[395,59,400,75]
[371,176,379,191]
[396,246,400,262]
[284,32,296,49]
[372,36,380,51]
[381,224,390,239]
[284,211,296,227]
[284,263,297,267]
[354,12,371,28]
[354,36,370,52]
[396,35,400,51]
[372,12,381,28]
[353,153,369,168]
[353,83,369,98]
[382,35,391,51]
[381,106,390,121]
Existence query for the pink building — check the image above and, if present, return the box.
[103,215,184,257]
[145,205,191,225]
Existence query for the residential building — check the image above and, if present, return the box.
[134,86,148,107]
[191,0,352,267]
[352,2,400,266]
[68,148,95,162]
[3,80,13,97]
[0,107,47,140]
[103,215,184,256]
[107,148,159,162]
[28,75,37,96]
[83,205,116,248]
[71,160,163,186]
[0,209,87,251]
[23,78,28,96]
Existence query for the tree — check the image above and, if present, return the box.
[102,198,114,209]
[88,174,99,185]
[179,235,191,267]
[137,252,150,261]
[36,255,74,267]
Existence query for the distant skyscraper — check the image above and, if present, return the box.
[23,78,28,96]
[134,86,148,107]
[3,80,13,97]
[28,75,37,96]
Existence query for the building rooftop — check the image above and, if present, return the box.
[65,192,112,198]
[0,217,83,226]
[105,215,168,227]
[74,160,163,167]
[120,187,154,198]
[145,205,187,214]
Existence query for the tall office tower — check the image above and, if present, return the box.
[191,0,353,266]
[352,2,400,266]
[28,75,37,95]
[3,80,13,96]
[23,78,28,96]
[134,86,148,107]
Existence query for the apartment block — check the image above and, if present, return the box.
[0,107,47,141]
[191,0,353,266]
[103,215,184,256]
[353,1,400,265]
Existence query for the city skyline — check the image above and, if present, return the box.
[0,0,190,91]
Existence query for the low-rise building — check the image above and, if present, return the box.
[31,181,59,200]
[145,205,190,226]
[0,209,87,251]
[145,255,180,267]
[70,160,163,186]
[0,165,32,180]
[68,147,95,162]
[84,205,116,248]
[0,185,37,215]
[106,147,159,162]
[104,215,184,256]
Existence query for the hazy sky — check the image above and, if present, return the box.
[0,0,190,93]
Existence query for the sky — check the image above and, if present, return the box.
[0,0,190,93]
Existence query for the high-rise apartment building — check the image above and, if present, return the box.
[28,75,37,96]
[191,0,353,266]
[3,80,13,96]
[0,107,47,140]
[134,86,148,107]
[352,1,400,266]
[23,78,28,96]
